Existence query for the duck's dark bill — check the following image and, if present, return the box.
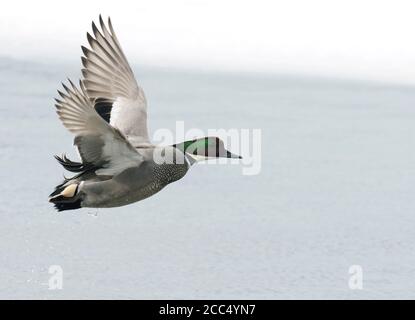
[226,150,243,159]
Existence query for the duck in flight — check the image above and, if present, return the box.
[49,16,242,211]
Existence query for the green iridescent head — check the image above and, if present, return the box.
[173,136,242,164]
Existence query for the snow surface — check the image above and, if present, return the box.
[0,57,415,299]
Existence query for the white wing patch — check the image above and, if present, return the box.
[110,97,149,145]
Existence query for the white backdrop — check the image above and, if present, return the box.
[1,0,415,84]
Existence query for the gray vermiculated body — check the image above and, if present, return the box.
[79,147,190,208]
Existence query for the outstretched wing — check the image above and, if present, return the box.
[81,15,150,147]
[54,80,143,176]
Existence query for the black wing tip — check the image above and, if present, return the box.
[57,89,66,99]
[91,21,100,36]
[79,79,86,92]
[86,32,95,46]
[108,16,114,34]
[81,68,88,78]
[61,81,71,94]
[81,45,90,56]
[81,56,88,67]
[67,78,77,90]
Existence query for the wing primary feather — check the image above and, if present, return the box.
[80,16,150,145]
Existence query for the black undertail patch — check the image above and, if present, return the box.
[53,198,82,212]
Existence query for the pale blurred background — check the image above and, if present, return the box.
[2,0,415,83]
[1,0,415,299]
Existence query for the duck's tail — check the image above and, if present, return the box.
[49,182,82,212]
[52,200,82,212]
[49,154,91,211]
[54,154,92,173]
